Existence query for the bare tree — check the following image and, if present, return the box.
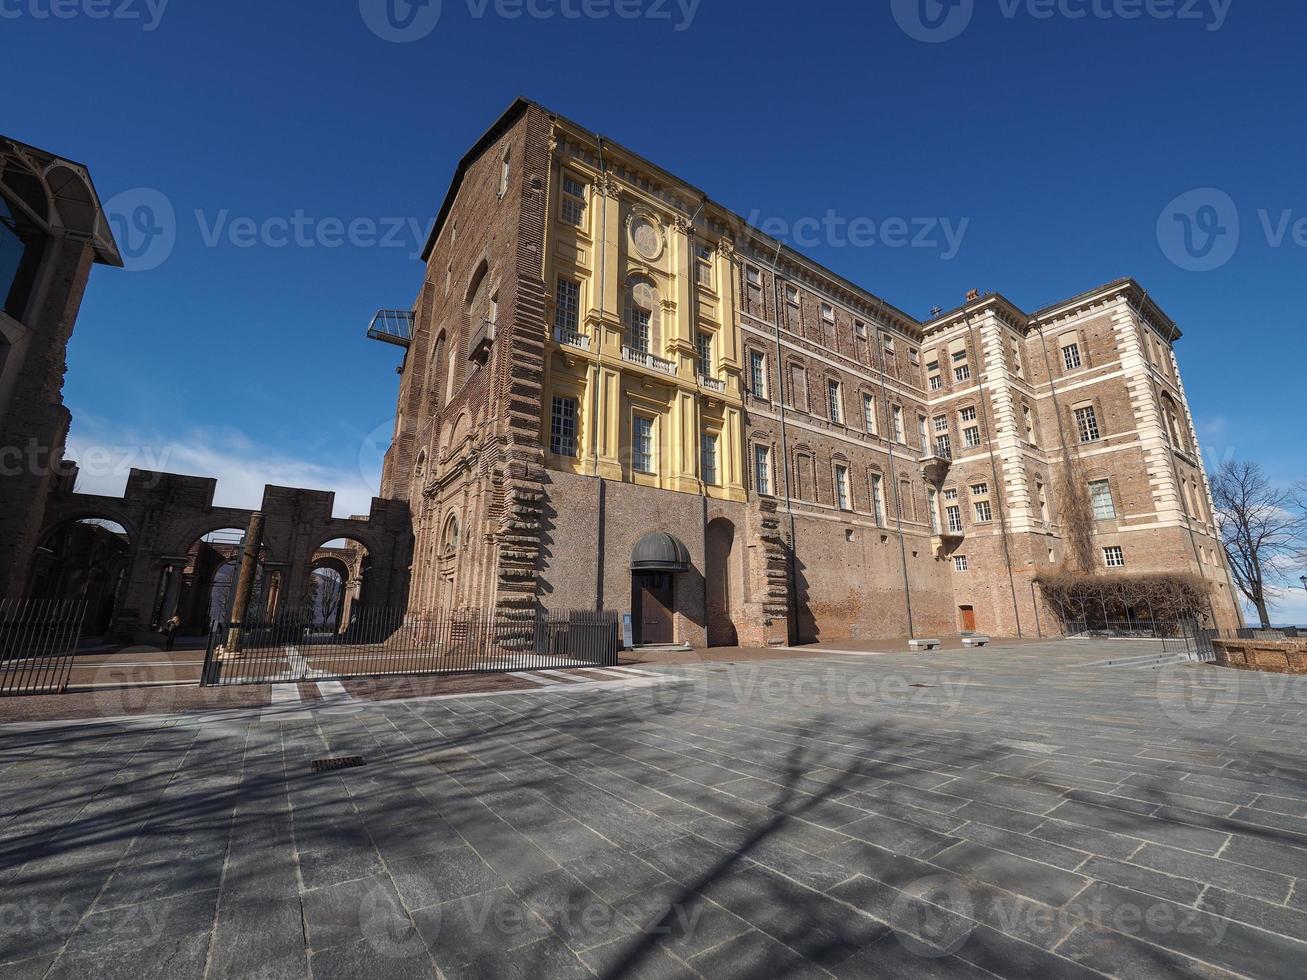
[1211,459,1307,627]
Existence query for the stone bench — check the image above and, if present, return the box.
[908,638,941,652]
[962,635,991,649]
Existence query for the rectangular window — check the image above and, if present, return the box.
[946,506,963,534]
[955,363,971,383]
[827,380,843,423]
[786,284,800,305]
[854,320,867,339]
[928,488,940,534]
[974,500,993,523]
[929,374,943,391]
[883,334,895,353]
[1062,342,1082,371]
[550,396,577,457]
[918,415,928,449]
[1104,546,1126,568]
[745,266,762,308]
[701,433,719,486]
[970,483,989,496]
[835,465,851,510]
[892,406,905,442]
[632,416,654,473]
[749,351,768,398]
[696,331,713,376]
[560,174,587,226]
[954,554,969,572]
[908,348,920,366]
[871,474,886,525]
[1089,479,1116,519]
[960,406,977,423]
[934,415,949,433]
[821,301,835,323]
[554,278,580,333]
[696,244,713,287]
[754,445,772,496]
[944,488,958,501]
[936,433,952,459]
[1075,405,1101,443]
[1036,482,1048,521]
[863,394,877,434]
[1023,405,1037,445]
[963,426,981,448]
[629,307,651,353]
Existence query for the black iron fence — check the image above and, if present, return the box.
[1063,617,1217,662]
[0,599,87,696]
[200,607,621,687]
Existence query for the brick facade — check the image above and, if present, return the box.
[379,99,1242,644]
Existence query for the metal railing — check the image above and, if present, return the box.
[0,599,87,696]
[621,345,677,375]
[200,607,621,687]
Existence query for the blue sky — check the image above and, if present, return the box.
[8,0,1305,617]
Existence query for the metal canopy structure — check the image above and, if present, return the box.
[366,309,414,348]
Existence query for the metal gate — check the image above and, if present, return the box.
[0,599,87,696]
[200,607,621,687]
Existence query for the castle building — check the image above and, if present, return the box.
[373,99,1241,646]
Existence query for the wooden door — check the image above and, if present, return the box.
[635,573,674,645]
[960,606,977,632]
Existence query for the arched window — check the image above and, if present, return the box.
[441,514,461,559]
[622,275,661,354]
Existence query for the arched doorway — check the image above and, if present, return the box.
[630,532,691,646]
[170,528,265,632]
[304,537,373,631]
[437,515,460,617]
[705,518,739,647]
[27,518,131,636]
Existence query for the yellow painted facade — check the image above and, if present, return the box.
[538,122,747,504]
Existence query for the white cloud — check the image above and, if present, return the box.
[1247,585,1307,628]
[62,417,383,518]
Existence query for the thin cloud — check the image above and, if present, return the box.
[62,418,381,518]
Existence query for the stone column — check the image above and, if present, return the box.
[224,512,264,654]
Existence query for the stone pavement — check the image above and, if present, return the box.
[2,642,1307,978]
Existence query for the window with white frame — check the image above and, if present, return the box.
[560,174,587,226]
[944,488,958,501]
[835,464,851,510]
[955,362,971,383]
[892,406,905,442]
[1075,405,1101,443]
[1089,480,1116,519]
[936,432,952,458]
[928,488,940,533]
[696,244,713,287]
[974,499,993,523]
[1103,545,1126,568]
[785,284,800,305]
[854,320,867,339]
[632,415,654,473]
[827,380,843,423]
[696,331,713,376]
[1062,341,1082,371]
[970,482,988,497]
[908,348,920,366]
[863,394,877,434]
[918,415,928,448]
[701,433,719,486]
[963,426,981,448]
[960,406,977,423]
[629,306,651,353]
[1023,405,1037,445]
[871,474,886,525]
[550,396,578,457]
[745,266,762,308]
[554,278,580,333]
[934,415,949,433]
[946,505,963,533]
[821,301,835,323]
[954,554,969,572]
[754,444,772,495]
[749,351,768,397]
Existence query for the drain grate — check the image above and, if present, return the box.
[310,756,366,773]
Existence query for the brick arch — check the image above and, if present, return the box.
[37,497,139,546]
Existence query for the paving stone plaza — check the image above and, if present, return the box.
[3,642,1306,979]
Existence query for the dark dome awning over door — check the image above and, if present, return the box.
[631,532,691,573]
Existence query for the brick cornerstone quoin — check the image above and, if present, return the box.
[372,99,1241,647]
